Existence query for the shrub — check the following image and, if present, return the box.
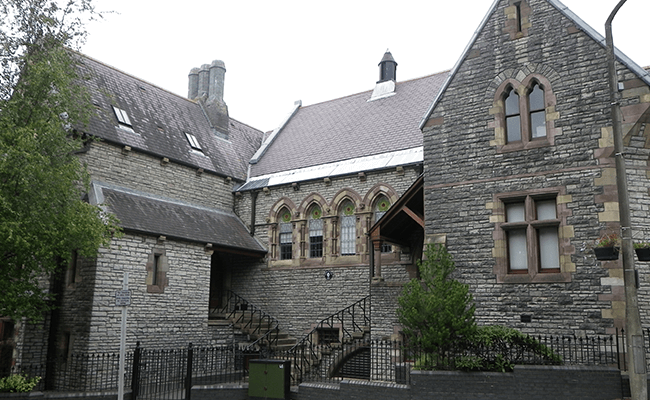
[0,374,41,393]
[397,244,476,358]
[462,325,562,372]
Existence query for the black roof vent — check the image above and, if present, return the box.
[378,50,397,83]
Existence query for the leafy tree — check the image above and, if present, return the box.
[397,243,476,356]
[0,0,119,321]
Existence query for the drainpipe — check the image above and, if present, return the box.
[605,2,647,399]
[250,191,258,236]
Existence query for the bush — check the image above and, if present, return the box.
[469,325,562,371]
[410,325,562,372]
[0,374,41,393]
[397,244,476,357]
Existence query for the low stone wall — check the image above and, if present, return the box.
[409,365,623,400]
[0,391,129,400]
[1,365,629,400]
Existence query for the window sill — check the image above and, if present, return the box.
[497,138,551,153]
[496,271,571,284]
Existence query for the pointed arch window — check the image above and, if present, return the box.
[278,209,293,260]
[308,206,323,258]
[374,196,392,253]
[529,83,546,139]
[340,201,356,255]
[505,87,521,143]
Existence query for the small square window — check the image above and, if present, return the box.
[185,132,203,151]
[112,106,132,127]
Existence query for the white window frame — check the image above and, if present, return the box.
[112,106,132,127]
[185,132,203,151]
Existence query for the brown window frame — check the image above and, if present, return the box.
[493,188,572,284]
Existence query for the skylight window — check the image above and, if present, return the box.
[112,106,132,127]
[185,132,202,151]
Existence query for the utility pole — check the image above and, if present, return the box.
[605,1,647,399]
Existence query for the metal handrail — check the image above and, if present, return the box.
[212,290,280,351]
[288,295,371,383]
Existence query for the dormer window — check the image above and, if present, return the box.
[185,132,202,151]
[112,106,132,127]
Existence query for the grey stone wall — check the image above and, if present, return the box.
[83,233,216,353]
[421,0,650,335]
[80,141,235,211]
[232,167,420,339]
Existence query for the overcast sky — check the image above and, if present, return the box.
[82,0,649,133]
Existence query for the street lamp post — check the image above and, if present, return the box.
[605,1,647,399]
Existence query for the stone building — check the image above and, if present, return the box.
[5,0,650,378]
[232,52,447,341]
[413,0,650,336]
[12,56,267,369]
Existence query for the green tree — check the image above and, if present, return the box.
[0,0,119,321]
[397,243,476,356]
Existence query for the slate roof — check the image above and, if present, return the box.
[420,0,650,129]
[248,72,448,178]
[90,182,266,255]
[77,55,263,181]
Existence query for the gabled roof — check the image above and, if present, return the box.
[369,174,424,247]
[248,72,448,179]
[90,182,266,256]
[78,55,263,181]
[419,0,650,129]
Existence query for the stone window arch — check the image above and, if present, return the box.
[278,207,293,260]
[373,195,392,253]
[268,198,297,261]
[308,204,324,258]
[492,73,559,152]
[504,85,521,142]
[339,200,357,256]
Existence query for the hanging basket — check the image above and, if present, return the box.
[635,248,650,262]
[594,246,619,261]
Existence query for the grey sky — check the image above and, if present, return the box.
[82,0,649,133]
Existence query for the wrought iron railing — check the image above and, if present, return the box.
[2,329,646,394]
[212,290,281,351]
[1,351,133,392]
[287,295,371,384]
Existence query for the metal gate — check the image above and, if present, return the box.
[130,342,248,400]
[131,343,191,400]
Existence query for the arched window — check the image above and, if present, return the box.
[308,206,323,258]
[340,201,356,255]
[504,87,521,143]
[528,83,546,139]
[493,72,557,153]
[374,196,392,253]
[278,209,292,260]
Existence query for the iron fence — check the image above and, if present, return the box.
[3,328,650,396]
[2,351,133,392]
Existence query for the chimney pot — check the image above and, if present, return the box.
[188,68,200,99]
[198,64,210,98]
[208,60,226,103]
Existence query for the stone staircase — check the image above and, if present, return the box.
[209,292,372,385]
[209,308,298,352]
